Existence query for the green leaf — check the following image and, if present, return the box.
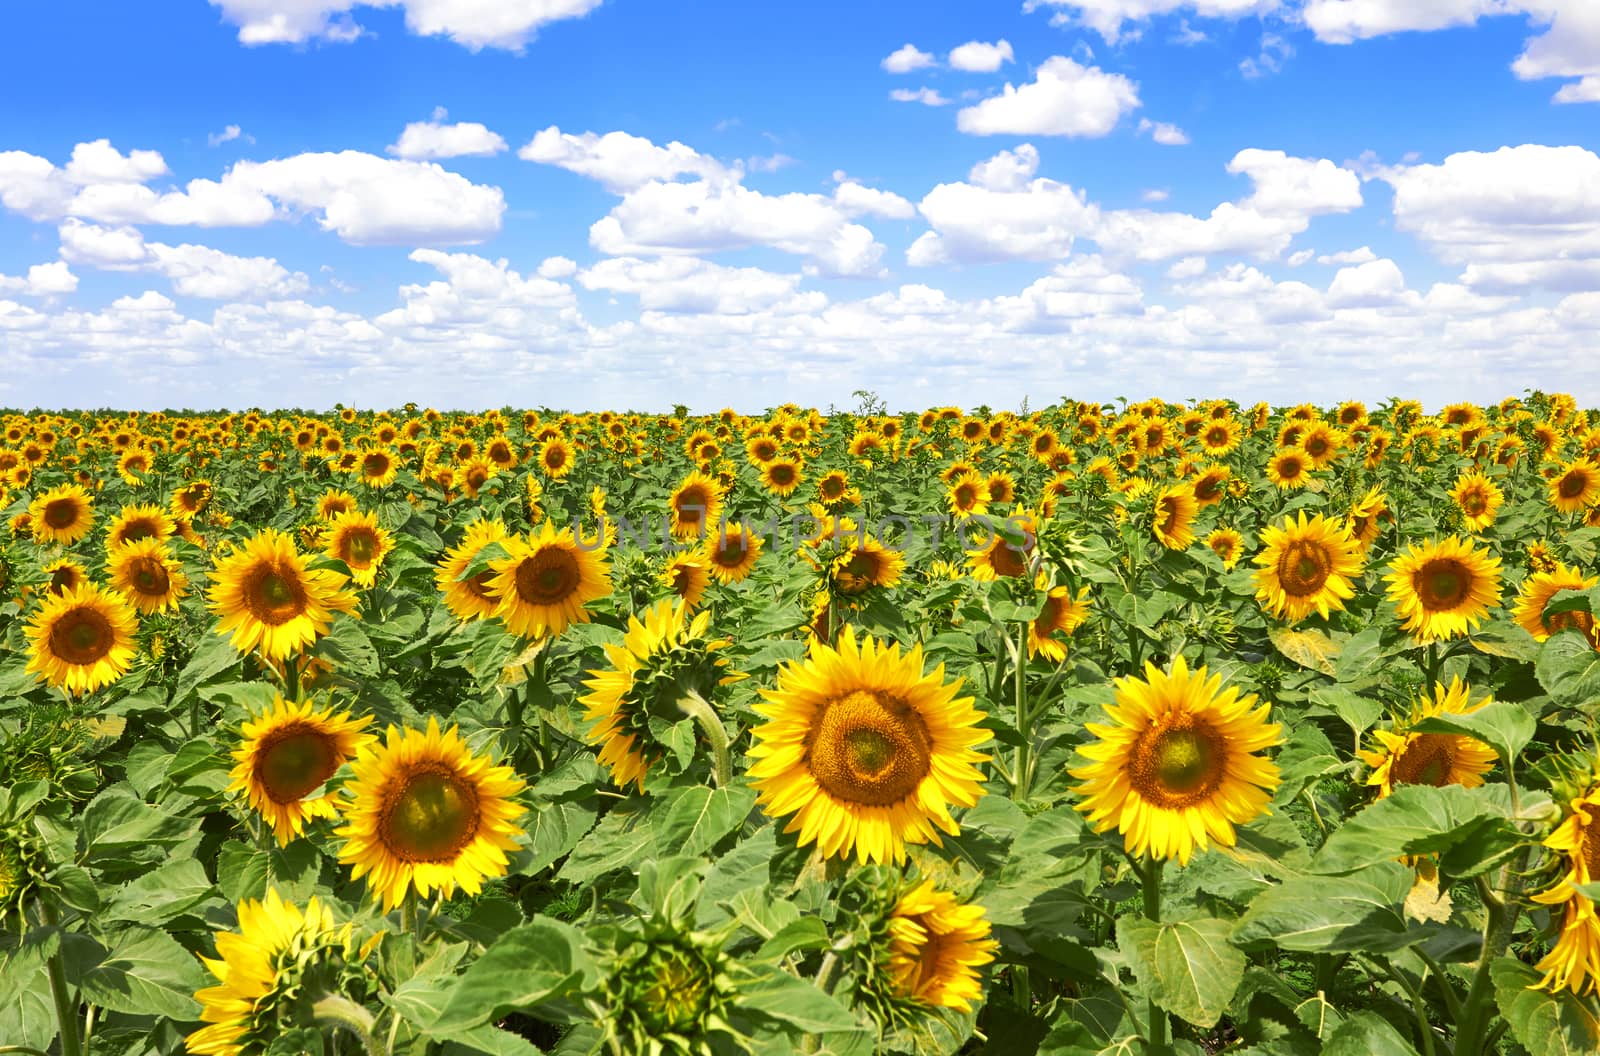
[49,864,102,913]
[653,783,758,858]
[1118,916,1246,1028]
[457,540,512,581]
[1491,956,1600,1055]
[104,859,216,924]
[1312,687,1383,738]
[76,926,207,1020]
[79,784,201,863]
[1333,625,1385,682]
[1233,863,1424,953]
[172,630,243,704]
[1467,619,1542,662]
[313,613,380,677]
[216,838,323,903]
[1311,784,1514,875]
[741,968,862,1033]
[1321,1011,1419,1055]
[1537,629,1600,708]
[757,917,832,960]
[1411,698,1535,765]
[1267,626,1340,676]
[431,918,595,1032]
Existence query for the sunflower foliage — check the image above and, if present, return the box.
[5,396,1600,1056]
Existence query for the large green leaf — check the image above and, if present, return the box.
[652,783,758,858]
[1118,916,1246,1028]
[1233,862,1425,953]
[78,784,201,863]
[1491,956,1600,1055]
[1311,784,1516,876]
[430,918,596,1032]
[1537,629,1600,709]
[75,926,208,1021]
[739,968,863,1033]
[1411,698,1535,765]
[1321,1011,1419,1055]
[1267,627,1341,675]
[172,630,243,705]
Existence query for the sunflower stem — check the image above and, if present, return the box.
[1012,621,1033,802]
[401,890,419,942]
[679,690,731,788]
[1454,853,1526,1056]
[1141,860,1167,1056]
[312,994,383,1056]
[39,901,83,1056]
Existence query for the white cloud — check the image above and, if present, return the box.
[990,255,1144,330]
[948,40,1014,72]
[1286,248,1315,266]
[911,150,1097,263]
[956,57,1141,138]
[1317,246,1378,265]
[1023,0,1283,45]
[208,125,253,147]
[882,43,937,73]
[389,108,508,159]
[57,219,308,300]
[890,87,952,106]
[1239,32,1293,78]
[746,153,794,174]
[537,256,579,278]
[208,0,604,51]
[1326,258,1414,308]
[1168,255,1207,277]
[64,140,169,185]
[0,262,78,297]
[1138,118,1190,145]
[375,249,579,336]
[520,126,728,192]
[1142,188,1170,202]
[833,181,916,220]
[579,257,824,315]
[968,144,1041,192]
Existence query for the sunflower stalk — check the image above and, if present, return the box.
[1140,860,1167,1055]
[678,689,731,788]
[39,900,82,1056]
[1453,847,1529,1056]
[1012,621,1035,802]
[311,994,383,1056]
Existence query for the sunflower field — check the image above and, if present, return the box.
[5,394,1600,1056]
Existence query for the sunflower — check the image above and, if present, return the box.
[488,520,612,639]
[170,480,213,518]
[1298,424,1343,468]
[1449,470,1503,532]
[984,471,1016,505]
[1190,465,1230,508]
[539,436,574,479]
[1532,783,1600,995]
[946,472,989,519]
[1550,458,1600,514]
[831,537,905,595]
[1071,655,1282,864]
[208,528,359,662]
[435,517,510,621]
[661,554,711,610]
[1385,536,1502,642]
[966,515,1034,581]
[817,469,858,508]
[668,470,724,541]
[357,446,398,488]
[105,503,177,551]
[882,880,999,1013]
[761,458,803,498]
[1359,678,1497,798]
[1528,539,1559,575]
[187,888,371,1056]
[704,522,762,584]
[323,509,394,589]
[1252,513,1364,624]
[1266,450,1310,490]
[27,483,95,545]
[1152,484,1198,550]
[1204,528,1244,570]
[581,599,735,790]
[24,583,139,695]
[43,556,88,596]
[1027,579,1091,662]
[1347,486,1389,552]
[747,627,989,864]
[107,538,188,614]
[117,447,152,486]
[336,718,526,910]
[1513,562,1600,646]
[316,489,358,521]
[228,696,374,845]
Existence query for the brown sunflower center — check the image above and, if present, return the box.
[465,568,497,601]
[1210,537,1236,560]
[245,565,309,625]
[1276,540,1332,597]
[1416,560,1471,611]
[1278,457,1304,478]
[363,453,389,476]
[1581,816,1600,880]
[42,498,81,529]
[806,689,932,806]
[1390,733,1456,787]
[771,465,795,486]
[545,446,567,469]
[119,517,160,543]
[1129,720,1227,809]
[514,547,580,605]
[1559,472,1589,499]
[838,551,882,591]
[254,724,340,804]
[128,557,170,596]
[711,535,749,568]
[343,530,377,566]
[49,607,114,666]
[1547,608,1596,638]
[821,476,845,499]
[379,765,480,862]
[1157,497,1184,535]
[1460,489,1487,516]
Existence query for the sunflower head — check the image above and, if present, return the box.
[488,520,612,639]
[1151,484,1198,551]
[106,503,176,551]
[1385,536,1503,643]
[228,695,375,846]
[1359,678,1498,798]
[324,509,394,588]
[1513,561,1600,646]
[1252,512,1364,625]
[877,877,999,1014]
[28,484,95,545]
[25,582,139,696]
[1530,766,1600,994]
[208,528,359,662]
[107,537,189,614]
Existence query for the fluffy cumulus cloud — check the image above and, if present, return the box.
[1378,144,1600,290]
[1023,0,1283,44]
[208,0,604,50]
[890,87,951,106]
[519,127,728,192]
[910,144,1097,264]
[389,108,508,159]
[1138,118,1190,145]
[0,261,78,297]
[881,43,937,72]
[578,257,825,314]
[948,39,1015,72]
[957,57,1141,137]
[58,218,309,300]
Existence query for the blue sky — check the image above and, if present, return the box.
[1,0,1597,412]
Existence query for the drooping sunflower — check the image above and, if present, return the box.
[705,522,762,584]
[434,517,510,621]
[1346,486,1388,552]
[488,520,612,639]
[323,509,394,589]
[1385,536,1503,642]
[1513,561,1600,646]
[27,483,95,545]
[966,514,1035,581]
[1027,580,1091,662]
[1151,484,1198,551]
[1190,465,1231,508]
[1550,458,1600,514]
[661,554,711,610]
[668,470,724,541]
[24,582,139,695]
[336,718,525,911]
[747,626,990,864]
[186,888,372,1056]
[1359,678,1497,798]
[228,696,374,845]
[1532,783,1600,995]
[1252,513,1364,624]
[1449,470,1504,533]
[1204,527,1244,570]
[106,537,188,614]
[170,479,212,518]
[581,599,736,790]
[881,880,1000,1013]
[1071,655,1282,864]
[761,458,803,498]
[105,503,177,550]
[208,528,359,662]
